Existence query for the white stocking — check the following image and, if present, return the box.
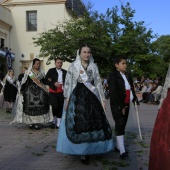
[116,135,125,155]
[53,116,57,124]
[57,118,61,127]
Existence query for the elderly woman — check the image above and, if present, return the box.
[11,58,53,129]
[3,69,17,113]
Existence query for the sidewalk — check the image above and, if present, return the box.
[0,101,158,170]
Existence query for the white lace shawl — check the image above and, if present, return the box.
[64,50,105,101]
[158,65,170,108]
[1,70,17,93]
[3,70,16,85]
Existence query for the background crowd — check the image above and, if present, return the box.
[134,76,164,105]
[102,75,164,106]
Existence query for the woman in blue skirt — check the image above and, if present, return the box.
[56,44,114,164]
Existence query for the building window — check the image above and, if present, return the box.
[0,38,5,48]
[26,11,37,31]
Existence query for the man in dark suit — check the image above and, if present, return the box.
[45,58,67,129]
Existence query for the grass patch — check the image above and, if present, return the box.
[111,160,130,167]
[31,152,44,156]
[103,167,118,170]
[125,131,137,139]
[101,159,130,168]
[25,146,31,148]
[135,150,146,154]
[137,142,150,148]
[102,160,110,165]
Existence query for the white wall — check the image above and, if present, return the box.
[9,3,71,76]
[0,5,11,48]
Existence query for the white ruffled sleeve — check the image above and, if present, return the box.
[64,64,73,99]
[93,64,105,101]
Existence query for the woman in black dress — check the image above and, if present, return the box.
[11,58,53,129]
[3,69,17,113]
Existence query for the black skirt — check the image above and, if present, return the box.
[22,78,50,116]
[66,82,112,144]
[4,81,17,102]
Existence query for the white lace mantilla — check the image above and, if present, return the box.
[158,77,170,108]
[158,65,170,108]
[10,61,53,125]
[64,50,105,102]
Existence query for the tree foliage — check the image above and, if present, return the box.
[33,2,168,78]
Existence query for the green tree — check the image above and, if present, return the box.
[151,35,170,63]
[33,11,112,75]
[33,2,155,77]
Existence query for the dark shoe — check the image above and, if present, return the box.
[51,123,59,130]
[34,125,40,130]
[115,147,120,152]
[115,147,128,153]
[80,155,90,165]
[120,152,128,159]
[51,123,55,129]
[29,124,34,130]
[6,108,10,113]
[154,101,159,105]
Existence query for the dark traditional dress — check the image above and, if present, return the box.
[11,69,53,124]
[4,76,17,103]
[57,63,114,155]
[149,89,170,170]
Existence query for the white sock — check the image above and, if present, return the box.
[116,139,120,150]
[116,135,125,155]
[57,118,61,127]
[53,116,57,124]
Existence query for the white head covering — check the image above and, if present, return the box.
[3,69,16,84]
[19,59,45,92]
[159,65,170,108]
[75,49,94,63]
[74,49,95,71]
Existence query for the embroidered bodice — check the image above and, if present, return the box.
[64,62,105,101]
[77,67,94,83]
[31,69,44,81]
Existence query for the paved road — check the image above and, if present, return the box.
[0,101,158,170]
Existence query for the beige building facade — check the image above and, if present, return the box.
[0,0,82,76]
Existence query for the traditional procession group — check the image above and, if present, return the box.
[0,44,169,169]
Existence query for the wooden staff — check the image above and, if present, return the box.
[134,101,142,140]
